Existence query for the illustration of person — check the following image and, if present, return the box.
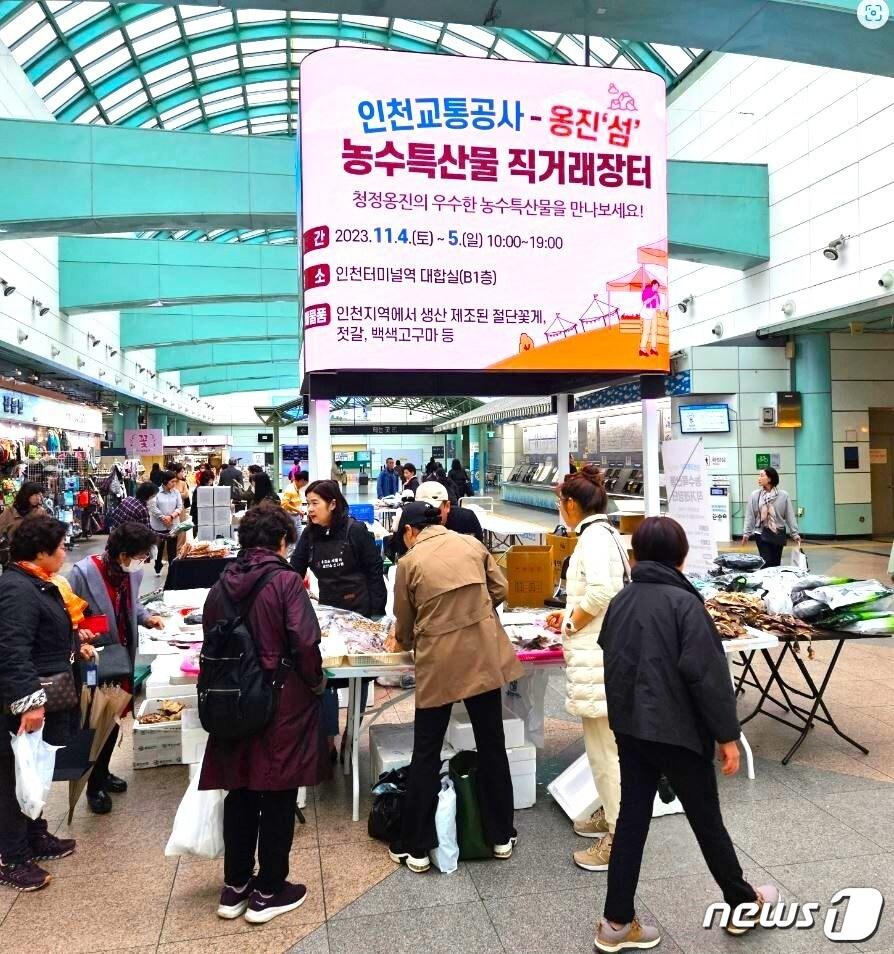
[639,279,661,356]
[519,332,535,353]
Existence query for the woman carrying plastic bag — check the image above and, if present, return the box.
[11,729,60,821]
[165,773,225,860]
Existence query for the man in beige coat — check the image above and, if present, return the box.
[386,503,523,873]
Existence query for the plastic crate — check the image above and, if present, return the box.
[348,503,375,523]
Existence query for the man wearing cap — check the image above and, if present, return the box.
[415,480,483,543]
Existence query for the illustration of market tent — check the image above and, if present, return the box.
[545,314,579,342]
[638,239,668,268]
[606,265,667,303]
[578,296,620,330]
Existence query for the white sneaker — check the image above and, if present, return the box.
[493,835,518,860]
[388,848,430,873]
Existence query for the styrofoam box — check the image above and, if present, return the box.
[213,522,231,539]
[447,704,525,751]
[547,752,683,820]
[195,526,216,542]
[196,486,215,506]
[336,683,376,709]
[369,723,454,785]
[134,698,196,769]
[507,739,537,810]
[181,707,209,765]
[213,506,231,524]
[196,506,215,526]
[213,485,231,505]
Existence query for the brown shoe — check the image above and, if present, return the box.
[573,806,610,838]
[595,915,661,951]
[573,832,612,871]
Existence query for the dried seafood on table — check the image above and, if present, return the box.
[705,593,816,659]
[503,624,562,652]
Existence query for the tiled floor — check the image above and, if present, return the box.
[4,522,894,952]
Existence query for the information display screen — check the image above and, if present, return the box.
[679,404,731,434]
[299,48,668,377]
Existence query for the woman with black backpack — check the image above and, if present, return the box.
[290,480,386,758]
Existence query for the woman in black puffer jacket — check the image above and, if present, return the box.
[0,517,90,893]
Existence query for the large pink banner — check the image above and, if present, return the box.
[300,48,668,376]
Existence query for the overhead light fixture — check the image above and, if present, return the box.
[149,372,156,380]
[129,382,136,390]
[148,299,164,308]
[98,369,107,377]
[114,375,122,384]
[107,345,118,358]
[87,334,101,347]
[16,330,28,344]
[0,280,14,297]
[781,300,796,317]
[677,295,695,314]
[76,357,86,368]
[880,271,894,290]
[32,297,50,317]
[823,234,848,261]
[51,346,61,357]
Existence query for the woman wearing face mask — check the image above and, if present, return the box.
[544,465,630,873]
[291,480,386,756]
[68,523,165,814]
[741,467,800,568]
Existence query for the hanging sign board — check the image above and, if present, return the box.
[870,448,888,465]
[124,429,164,457]
[710,482,731,543]
[661,437,717,575]
[299,48,668,377]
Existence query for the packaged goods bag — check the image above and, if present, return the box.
[11,729,60,820]
[368,767,409,843]
[430,775,459,874]
[165,773,225,859]
[448,751,491,860]
[790,547,809,573]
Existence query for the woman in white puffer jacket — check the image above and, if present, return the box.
[546,466,630,873]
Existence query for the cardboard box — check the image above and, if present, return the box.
[505,545,554,608]
[133,698,196,769]
[447,704,525,751]
[546,532,577,585]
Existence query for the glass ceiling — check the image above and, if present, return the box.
[0,3,704,139]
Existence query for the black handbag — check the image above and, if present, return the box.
[759,526,787,547]
[94,643,132,684]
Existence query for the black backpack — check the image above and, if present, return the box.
[197,567,293,741]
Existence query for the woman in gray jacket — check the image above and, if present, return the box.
[741,467,800,567]
[69,523,165,813]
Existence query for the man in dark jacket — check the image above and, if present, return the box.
[218,459,244,490]
[592,516,777,953]
[416,481,483,541]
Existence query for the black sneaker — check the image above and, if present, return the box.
[0,859,51,892]
[105,774,128,794]
[28,831,76,861]
[217,881,253,919]
[244,882,307,924]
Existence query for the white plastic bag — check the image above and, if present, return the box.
[790,548,809,573]
[429,776,459,874]
[165,772,225,859]
[10,729,60,820]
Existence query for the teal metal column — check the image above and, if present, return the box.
[453,429,463,466]
[148,412,169,434]
[122,406,139,433]
[793,334,835,536]
[109,414,124,446]
[477,423,488,495]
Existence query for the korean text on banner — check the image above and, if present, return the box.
[299,49,668,377]
[124,429,165,457]
[662,438,717,576]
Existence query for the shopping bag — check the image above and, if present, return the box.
[164,773,225,859]
[790,547,809,573]
[429,775,459,874]
[367,767,409,843]
[448,751,491,860]
[10,729,61,820]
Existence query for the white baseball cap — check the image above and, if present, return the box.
[416,481,449,506]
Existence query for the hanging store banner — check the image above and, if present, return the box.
[661,437,717,575]
[0,387,102,434]
[124,429,165,457]
[299,49,668,375]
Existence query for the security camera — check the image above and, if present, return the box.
[782,300,796,317]
[823,235,847,261]
[880,271,894,290]
[711,323,723,338]
[677,295,694,314]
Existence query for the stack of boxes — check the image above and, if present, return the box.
[369,703,537,809]
[195,484,233,540]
